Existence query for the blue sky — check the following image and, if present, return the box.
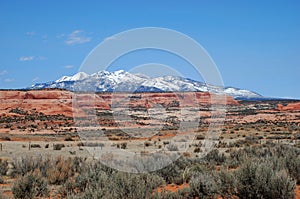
[0,0,299,98]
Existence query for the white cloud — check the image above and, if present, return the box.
[4,78,14,82]
[64,65,74,69]
[19,56,47,61]
[65,30,91,45]
[20,56,35,61]
[0,70,8,76]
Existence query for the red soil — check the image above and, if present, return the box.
[157,184,300,198]
[157,183,189,193]
[296,185,300,199]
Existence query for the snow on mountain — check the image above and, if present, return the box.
[56,72,89,82]
[224,87,261,99]
[29,70,262,99]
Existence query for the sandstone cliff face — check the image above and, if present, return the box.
[0,90,72,100]
[0,90,239,117]
[277,102,300,111]
[0,90,73,117]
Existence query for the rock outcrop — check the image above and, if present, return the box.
[0,90,239,118]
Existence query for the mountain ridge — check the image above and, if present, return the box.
[30,70,262,99]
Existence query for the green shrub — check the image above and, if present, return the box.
[205,149,226,165]
[83,142,105,148]
[217,170,236,198]
[167,144,179,151]
[268,170,297,199]
[77,142,84,147]
[53,143,65,150]
[0,175,4,184]
[1,136,11,141]
[67,165,164,199]
[0,159,8,175]
[6,144,299,199]
[59,178,77,197]
[120,142,127,149]
[0,192,7,199]
[30,144,41,148]
[189,172,219,198]
[11,156,49,177]
[235,160,295,199]
[64,135,74,141]
[144,141,152,147]
[196,135,205,140]
[12,170,49,199]
[153,188,190,199]
[193,147,201,153]
[155,164,183,185]
[46,157,74,185]
[284,150,300,184]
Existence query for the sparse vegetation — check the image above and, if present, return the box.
[0,92,299,198]
[46,157,74,185]
[53,143,65,150]
[0,142,297,198]
[167,144,179,151]
[12,170,49,199]
[235,160,295,199]
[0,159,8,175]
[64,135,74,141]
[30,144,41,148]
[189,172,219,198]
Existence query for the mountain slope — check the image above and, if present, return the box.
[30,70,262,99]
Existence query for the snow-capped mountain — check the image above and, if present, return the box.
[56,72,89,82]
[30,70,261,99]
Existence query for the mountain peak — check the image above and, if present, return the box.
[30,70,262,99]
[56,71,88,83]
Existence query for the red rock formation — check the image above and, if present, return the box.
[277,102,300,111]
[0,90,239,117]
[0,90,74,117]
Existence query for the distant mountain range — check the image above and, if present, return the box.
[29,70,262,99]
